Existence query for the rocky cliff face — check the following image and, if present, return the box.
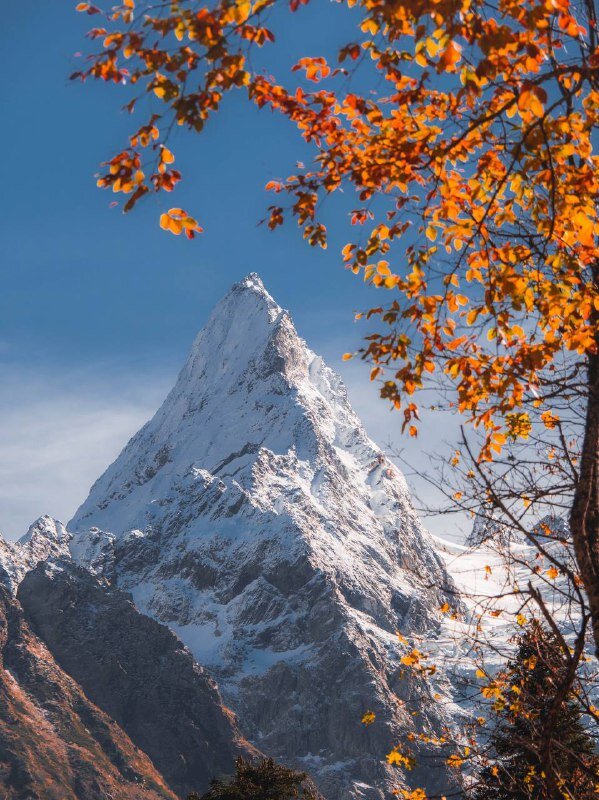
[0,526,257,799]
[18,560,256,798]
[70,274,458,799]
[0,580,176,800]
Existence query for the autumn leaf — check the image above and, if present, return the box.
[160,208,203,239]
[160,146,175,165]
[76,2,100,12]
[546,566,559,580]
[438,41,462,72]
[361,710,376,726]
[541,411,560,429]
[386,749,415,770]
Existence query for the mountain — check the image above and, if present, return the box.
[18,560,257,796]
[0,516,70,593]
[0,531,256,799]
[0,577,176,800]
[70,274,459,800]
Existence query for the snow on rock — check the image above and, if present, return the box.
[69,274,459,800]
[0,516,71,593]
[429,516,593,711]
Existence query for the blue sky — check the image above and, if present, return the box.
[0,2,463,540]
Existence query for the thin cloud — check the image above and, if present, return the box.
[0,364,170,540]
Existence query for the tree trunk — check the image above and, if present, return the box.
[570,345,599,658]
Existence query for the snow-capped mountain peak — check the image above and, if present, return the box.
[69,274,457,800]
[70,272,411,538]
[18,514,70,553]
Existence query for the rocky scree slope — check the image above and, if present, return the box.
[70,274,459,800]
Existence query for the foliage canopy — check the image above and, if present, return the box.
[189,757,316,800]
[472,622,599,799]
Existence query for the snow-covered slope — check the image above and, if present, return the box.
[70,274,458,799]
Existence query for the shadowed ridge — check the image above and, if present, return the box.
[0,580,176,800]
[18,559,259,798]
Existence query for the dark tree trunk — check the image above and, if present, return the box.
[570,342,599,658]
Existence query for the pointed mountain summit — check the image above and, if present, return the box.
[72,272,322,533]
[70,274,458,800]
[73,272,378,536]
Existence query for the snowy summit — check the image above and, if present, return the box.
[65,274,455,799]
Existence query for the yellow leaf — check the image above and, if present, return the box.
[425,37,439,57]
[541,411,560,429]
[386,749,415,770]
[519,89,544,118]
[361,18,379,35]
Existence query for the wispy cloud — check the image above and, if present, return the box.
[0,363,171,540]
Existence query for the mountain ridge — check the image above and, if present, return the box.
[0,521,258,799]
[0,577,178,800]
[18,559,257,797]
[68,273,458,799]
